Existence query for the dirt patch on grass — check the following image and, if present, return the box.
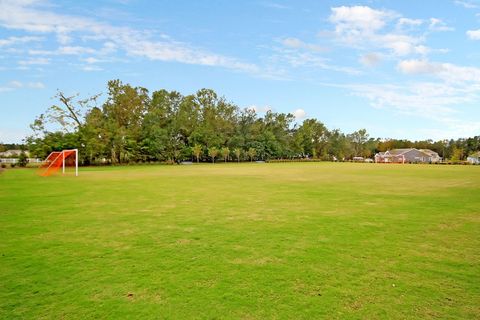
[230,256,282,266]
[176,238,192,245]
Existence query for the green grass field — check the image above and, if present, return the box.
[1,163,479,319]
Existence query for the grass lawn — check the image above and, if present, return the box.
[1,163,479,319]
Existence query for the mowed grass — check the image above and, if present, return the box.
[0,163,479,319]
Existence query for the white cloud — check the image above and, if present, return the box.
[58,46,96,55]
[329,6,430,57]
[81,65,103,71]
[359,52,382,67]
[18,57,50,65]
[341,54,480,138]
[347,82,480,135]
[0,35,42,46]
[292,108,306,119]
[27,81,45,88]
[28,49,54,55]
[28,42,117,58]
[9,80,23,88]
[0,80,45,93]
[429,18,454,32]
[454,0,479,9]
[397,59,438,74]
[56,32,72,45]
[261,2,290,10]
[397,18,423,28]
[273,35,357,75]
[0,87,13,93]
[397,59,480,83]
[414,45,430,55]
[0,0,260,74]
[384,37,415,55]
[330,6,397,35]
[467,29,480,40]
[272,49,360,75]
[29,46,97,55]
[83,57,100,64]
[281,37,326,52]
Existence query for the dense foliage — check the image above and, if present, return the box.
[24,80,480,164]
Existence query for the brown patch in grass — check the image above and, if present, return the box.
[176,238,192,245]
[293,280,323,297]
[231,256,282,266]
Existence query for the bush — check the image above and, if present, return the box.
[163,159,176,165]
[10,163,16,168]
[1,163,6,169]
[18,151,28,167]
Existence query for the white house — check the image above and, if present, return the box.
[375,148,441,163]
[467,151,480,164]
[0,150,30,157]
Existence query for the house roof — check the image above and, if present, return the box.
[388,148,415,155]
[386,148,439,157]
[419,149,439,157]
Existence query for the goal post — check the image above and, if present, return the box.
[39,149,78,177]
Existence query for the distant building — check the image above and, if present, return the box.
[0,150,40,164]
[375,148,441,163]
[0,150,29,157]
[467,151,480,164]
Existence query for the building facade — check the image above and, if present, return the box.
[467,152,480,164]
[375,148,441,163]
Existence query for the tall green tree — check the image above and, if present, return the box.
[102,79,150,163]
[349,129,369,157]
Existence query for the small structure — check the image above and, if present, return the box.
[467,151,480,164]
[419,149,441,162]
[0,158,42,164]
[375,148,441,163]
[0,150,29,157]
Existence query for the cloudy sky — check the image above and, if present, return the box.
[1,0,480,143]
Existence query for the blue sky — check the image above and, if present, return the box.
[1,0,480,143]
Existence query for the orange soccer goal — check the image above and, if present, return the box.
[39,149,78,177]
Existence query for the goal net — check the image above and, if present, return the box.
[39,149,78,177]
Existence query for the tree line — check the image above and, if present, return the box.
[24,79,480,164]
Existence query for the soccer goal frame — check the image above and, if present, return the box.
[40,149,78,177]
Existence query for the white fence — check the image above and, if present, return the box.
[0,158,43,164]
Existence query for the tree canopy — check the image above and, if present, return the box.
[25,79,480,164]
